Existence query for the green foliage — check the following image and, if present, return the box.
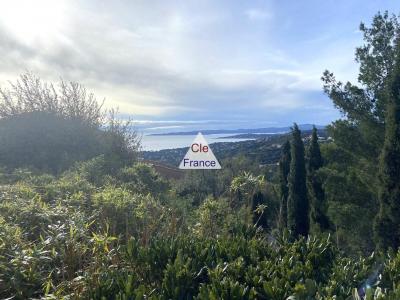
[161,250,197,299]
[229,172,264,206]
[308,127,330,233]
[193,197,235,238]
[251,191,268,229]
[116,163,170,198]
[0,73,139,174]
[321,11,400,253]
[374,43,400,251]
[0,111,104,173]
[322,11,399,132]
[287,124,309,238]
[279,140,291,229]
[1,163,400,299]
[308,127,323,172]
[2,11,400,299]
[93,187,166,244]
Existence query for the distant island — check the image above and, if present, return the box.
[147,124,326,136]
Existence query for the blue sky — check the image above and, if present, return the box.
[0,0,399,132]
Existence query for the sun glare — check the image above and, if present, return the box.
[0,0,67,43]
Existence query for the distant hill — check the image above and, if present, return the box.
[218,133,283,139]
[148,124,326,136]
[142,129,328,168]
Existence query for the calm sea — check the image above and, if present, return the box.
[140,133,253,151]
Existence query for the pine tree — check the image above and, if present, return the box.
[307,126,330,233]
[278,140,291,229]
[374,45,400,251]
[287,124,309,238]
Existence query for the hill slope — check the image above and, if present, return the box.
[142,129,328,167]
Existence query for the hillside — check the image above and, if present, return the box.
[2,9,400,300]
[142,129,328,167]
[147,124,325,136]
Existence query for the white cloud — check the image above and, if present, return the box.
[0,0,362,125]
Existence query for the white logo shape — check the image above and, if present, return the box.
[179,132,221,169]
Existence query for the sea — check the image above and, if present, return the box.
[140,133,253,151]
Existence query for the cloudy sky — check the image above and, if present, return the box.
[0,0,399,133]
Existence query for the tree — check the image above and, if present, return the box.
[0,72,104,126]
[322,11,399,127]
[0,111,103,173]
[307,127,330,233]
[321,11,400,252]
[374,44,400,251]
[322,11,400,181]
[287,124,309,238]
[278,140,291,229]
[0,73,139,173]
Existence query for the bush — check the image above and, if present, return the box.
[1,157,400,299]
[92,187,167,244]
[116,163,170,198]
[0,73,139,174]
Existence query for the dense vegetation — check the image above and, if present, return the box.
[0,73,139,173]
[1,11,400,300]
[2,160,400,299]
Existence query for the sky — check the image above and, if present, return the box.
[0,0,399,133]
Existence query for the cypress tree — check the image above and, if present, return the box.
[278,140,291,229]
[307,126,330,233]
[287,123,309,237]
[374,45,400,251]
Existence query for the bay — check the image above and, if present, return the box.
[140,133,254,151]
